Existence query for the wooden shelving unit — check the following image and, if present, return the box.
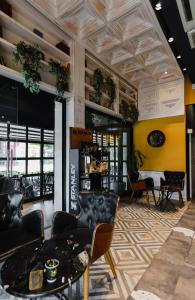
[85,55,115,111]
[0,11,70,62]
[0,10,72,95]
[0,64,72,97]
[0,37,49,67]
[118,78,138,117]
[85,52,138,117]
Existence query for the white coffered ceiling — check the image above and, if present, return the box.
[27,0,183,88]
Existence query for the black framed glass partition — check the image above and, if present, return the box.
[0,75,55,201]
[85,107,133,193]
[0,122,54,200]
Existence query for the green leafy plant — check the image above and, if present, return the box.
[92,68,104,104]
[48,59,70,100]
[120,99,139,124]
[129,103,139,123]
[13,41,44,93]
[105,76,116,104]
[132,146,146,171]
[85,110,95,129]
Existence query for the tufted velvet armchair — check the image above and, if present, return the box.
[0,192,44,261]
[52,191,119,300]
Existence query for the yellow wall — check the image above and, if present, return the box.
[185,75,195,105]
[134,116,186,172]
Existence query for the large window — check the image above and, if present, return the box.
[0,122,54,199]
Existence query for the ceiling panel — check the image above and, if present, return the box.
[27,0,183,88]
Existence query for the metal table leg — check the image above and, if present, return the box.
[56,292,69,300]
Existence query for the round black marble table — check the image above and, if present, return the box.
[1,228,92,299]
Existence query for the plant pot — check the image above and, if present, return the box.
[45,259,59,283]
[56,42,70,56]
[0,0,12,17]
[33,28,43,38]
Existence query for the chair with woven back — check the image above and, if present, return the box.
[52,191,119,300]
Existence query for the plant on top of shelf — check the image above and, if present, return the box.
[48,59,70,100]
[120,99,139,124]
[105,76,116,104]
[13,41,44,93]
[92,68,104,104]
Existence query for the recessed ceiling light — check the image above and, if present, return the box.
[155,2,162,10]
[164,71,168,74]
[168,37,174,42]
[177,55,181,59]
[183,68,187,71]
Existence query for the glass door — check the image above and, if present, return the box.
[92,128,131,191]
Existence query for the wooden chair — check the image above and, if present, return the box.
[52,191,119,300]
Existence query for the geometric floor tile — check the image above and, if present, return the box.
[87,202,187,300]
[0,201,187,300]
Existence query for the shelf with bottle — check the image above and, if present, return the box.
[0,10,70,63]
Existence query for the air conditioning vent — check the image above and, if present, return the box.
[188,29,195,48]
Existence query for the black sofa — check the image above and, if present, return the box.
[0,192,44,261]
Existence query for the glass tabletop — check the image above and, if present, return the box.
[1,228,91,299]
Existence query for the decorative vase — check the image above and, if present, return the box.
[56,42,70,56]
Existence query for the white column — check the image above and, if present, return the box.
[65,42,85,212]
[54,101,63,211]
[72,41,85,128]
[66,96,75,212]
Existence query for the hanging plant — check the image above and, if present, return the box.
[129,103,139,123]
[120,99,139,124]
[48,59,70,100]
[105,76,116,104]
[92,68,104,104]
[13,41,44,93]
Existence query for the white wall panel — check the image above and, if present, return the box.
[138,79,184,120]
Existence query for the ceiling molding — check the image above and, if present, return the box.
[25,0,183,88]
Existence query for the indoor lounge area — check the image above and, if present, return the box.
[0,0,195,300]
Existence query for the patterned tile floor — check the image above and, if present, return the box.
[0,200,187,300]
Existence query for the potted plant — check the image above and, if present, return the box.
[105,76,116,107]
[131,145,145,171]
[120,99,139,124]
[48,59,70,100]
[92,68,104,104]
[13,41,44,93]
[129,103,139,124]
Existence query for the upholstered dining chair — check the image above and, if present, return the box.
[128,171,156,208]
[52,191,120,300]
[160,171,185,208]
[0,192,44,261]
